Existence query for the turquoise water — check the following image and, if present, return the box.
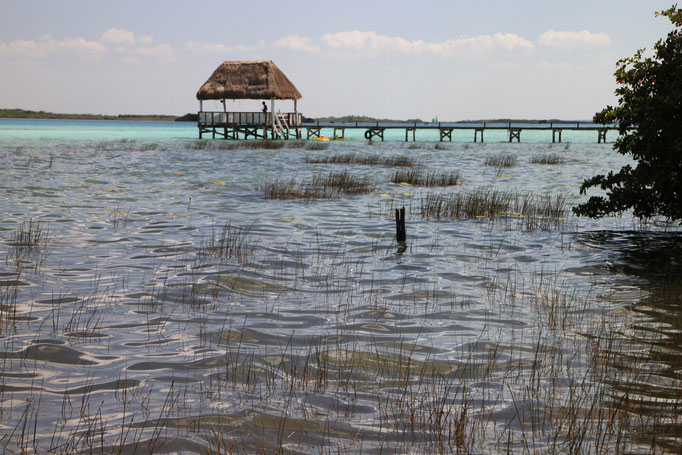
[1,119,681,453]
[1,118,611,143]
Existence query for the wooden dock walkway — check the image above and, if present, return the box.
[197,112,617,143]
[301,121,617,143]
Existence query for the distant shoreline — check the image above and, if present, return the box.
[0,109,197,122]
[1,109,591,125]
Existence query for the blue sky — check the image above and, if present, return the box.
[0,1,676,120]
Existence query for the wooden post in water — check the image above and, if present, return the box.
[395,207,406,243]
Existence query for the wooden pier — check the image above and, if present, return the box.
[198,115,618,143]
[198,111,303,140]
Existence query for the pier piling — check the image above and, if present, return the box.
[395,207,406,243]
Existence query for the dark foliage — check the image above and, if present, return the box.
[574,7,682,220]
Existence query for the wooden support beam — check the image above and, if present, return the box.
[365,128,385,141]
[405,127,416,142]
[509,128,521,143]
[333,127,345,140]
[597,128,607,143]
[474,128,484,143]
[552,128,562,143]
[439,128,453,142]
[307,127,321,139]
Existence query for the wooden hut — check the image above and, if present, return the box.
[196,60,303,140]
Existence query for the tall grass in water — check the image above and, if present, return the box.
[11,219,48,248]
[390,169,461,186]
[485,153,517,167]
[530,153,567,165]
[261,170,375,200]
[306,153,417,167]
[6,218,50,269]
[191,140,315,151]
[419,188,570,230]
[200,222,254,263]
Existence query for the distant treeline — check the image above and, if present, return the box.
[0,109,198,122]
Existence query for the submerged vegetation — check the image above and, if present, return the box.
[261,170,375,199]
[484,153,517,167]
[389,169,461,186]
[419,188,570,230]
[530,153,567,165]
[306,152,416,167]
[191,139,322,150]
[6,218,50,270]
[200,222,254,263]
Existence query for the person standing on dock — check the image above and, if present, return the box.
[262,102,267,114]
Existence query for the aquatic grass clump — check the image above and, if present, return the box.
[390,170,461,186]
[201,222,254,263]
[530,153,567,165]
[10,219,48,249]
[305,153,416,167]
[419,188,570,230]
[261,170,375,200]
[191,140,291,151]
[304,142,329,151]
[485,153,517,168]
[6,219,50,270]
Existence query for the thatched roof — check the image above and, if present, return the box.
[196,60,302,101]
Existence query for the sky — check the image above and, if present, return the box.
[0,0,676,120]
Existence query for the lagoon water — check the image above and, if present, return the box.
[1,118,682,453]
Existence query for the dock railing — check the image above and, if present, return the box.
[198,111,302,127]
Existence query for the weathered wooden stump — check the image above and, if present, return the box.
[395,207,406,243]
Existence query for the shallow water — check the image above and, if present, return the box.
[1,119,682,453]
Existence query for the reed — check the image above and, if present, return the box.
[10,219,48,248]
[306,153,416,167]
[530,153,566,165]
[304,142,329,151]
[419,188,570,230]
[190,140,310,151]
[485,153,517,167]
[261,170,375,199]
[390,169,461,186]
[201,222,254,263]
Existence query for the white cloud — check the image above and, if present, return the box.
[185,41,231,54]
[234,40,266,53]
[100,28,135,45]
[0,35,107,60]
[0,39,48,58]
[538,30,611,50]
[320,30,533,57]
[134,43,175,62]
[0,29,178,65]
[275,34,319,53]
[185,40,266,54]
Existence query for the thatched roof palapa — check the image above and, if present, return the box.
[196,60,302,101]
